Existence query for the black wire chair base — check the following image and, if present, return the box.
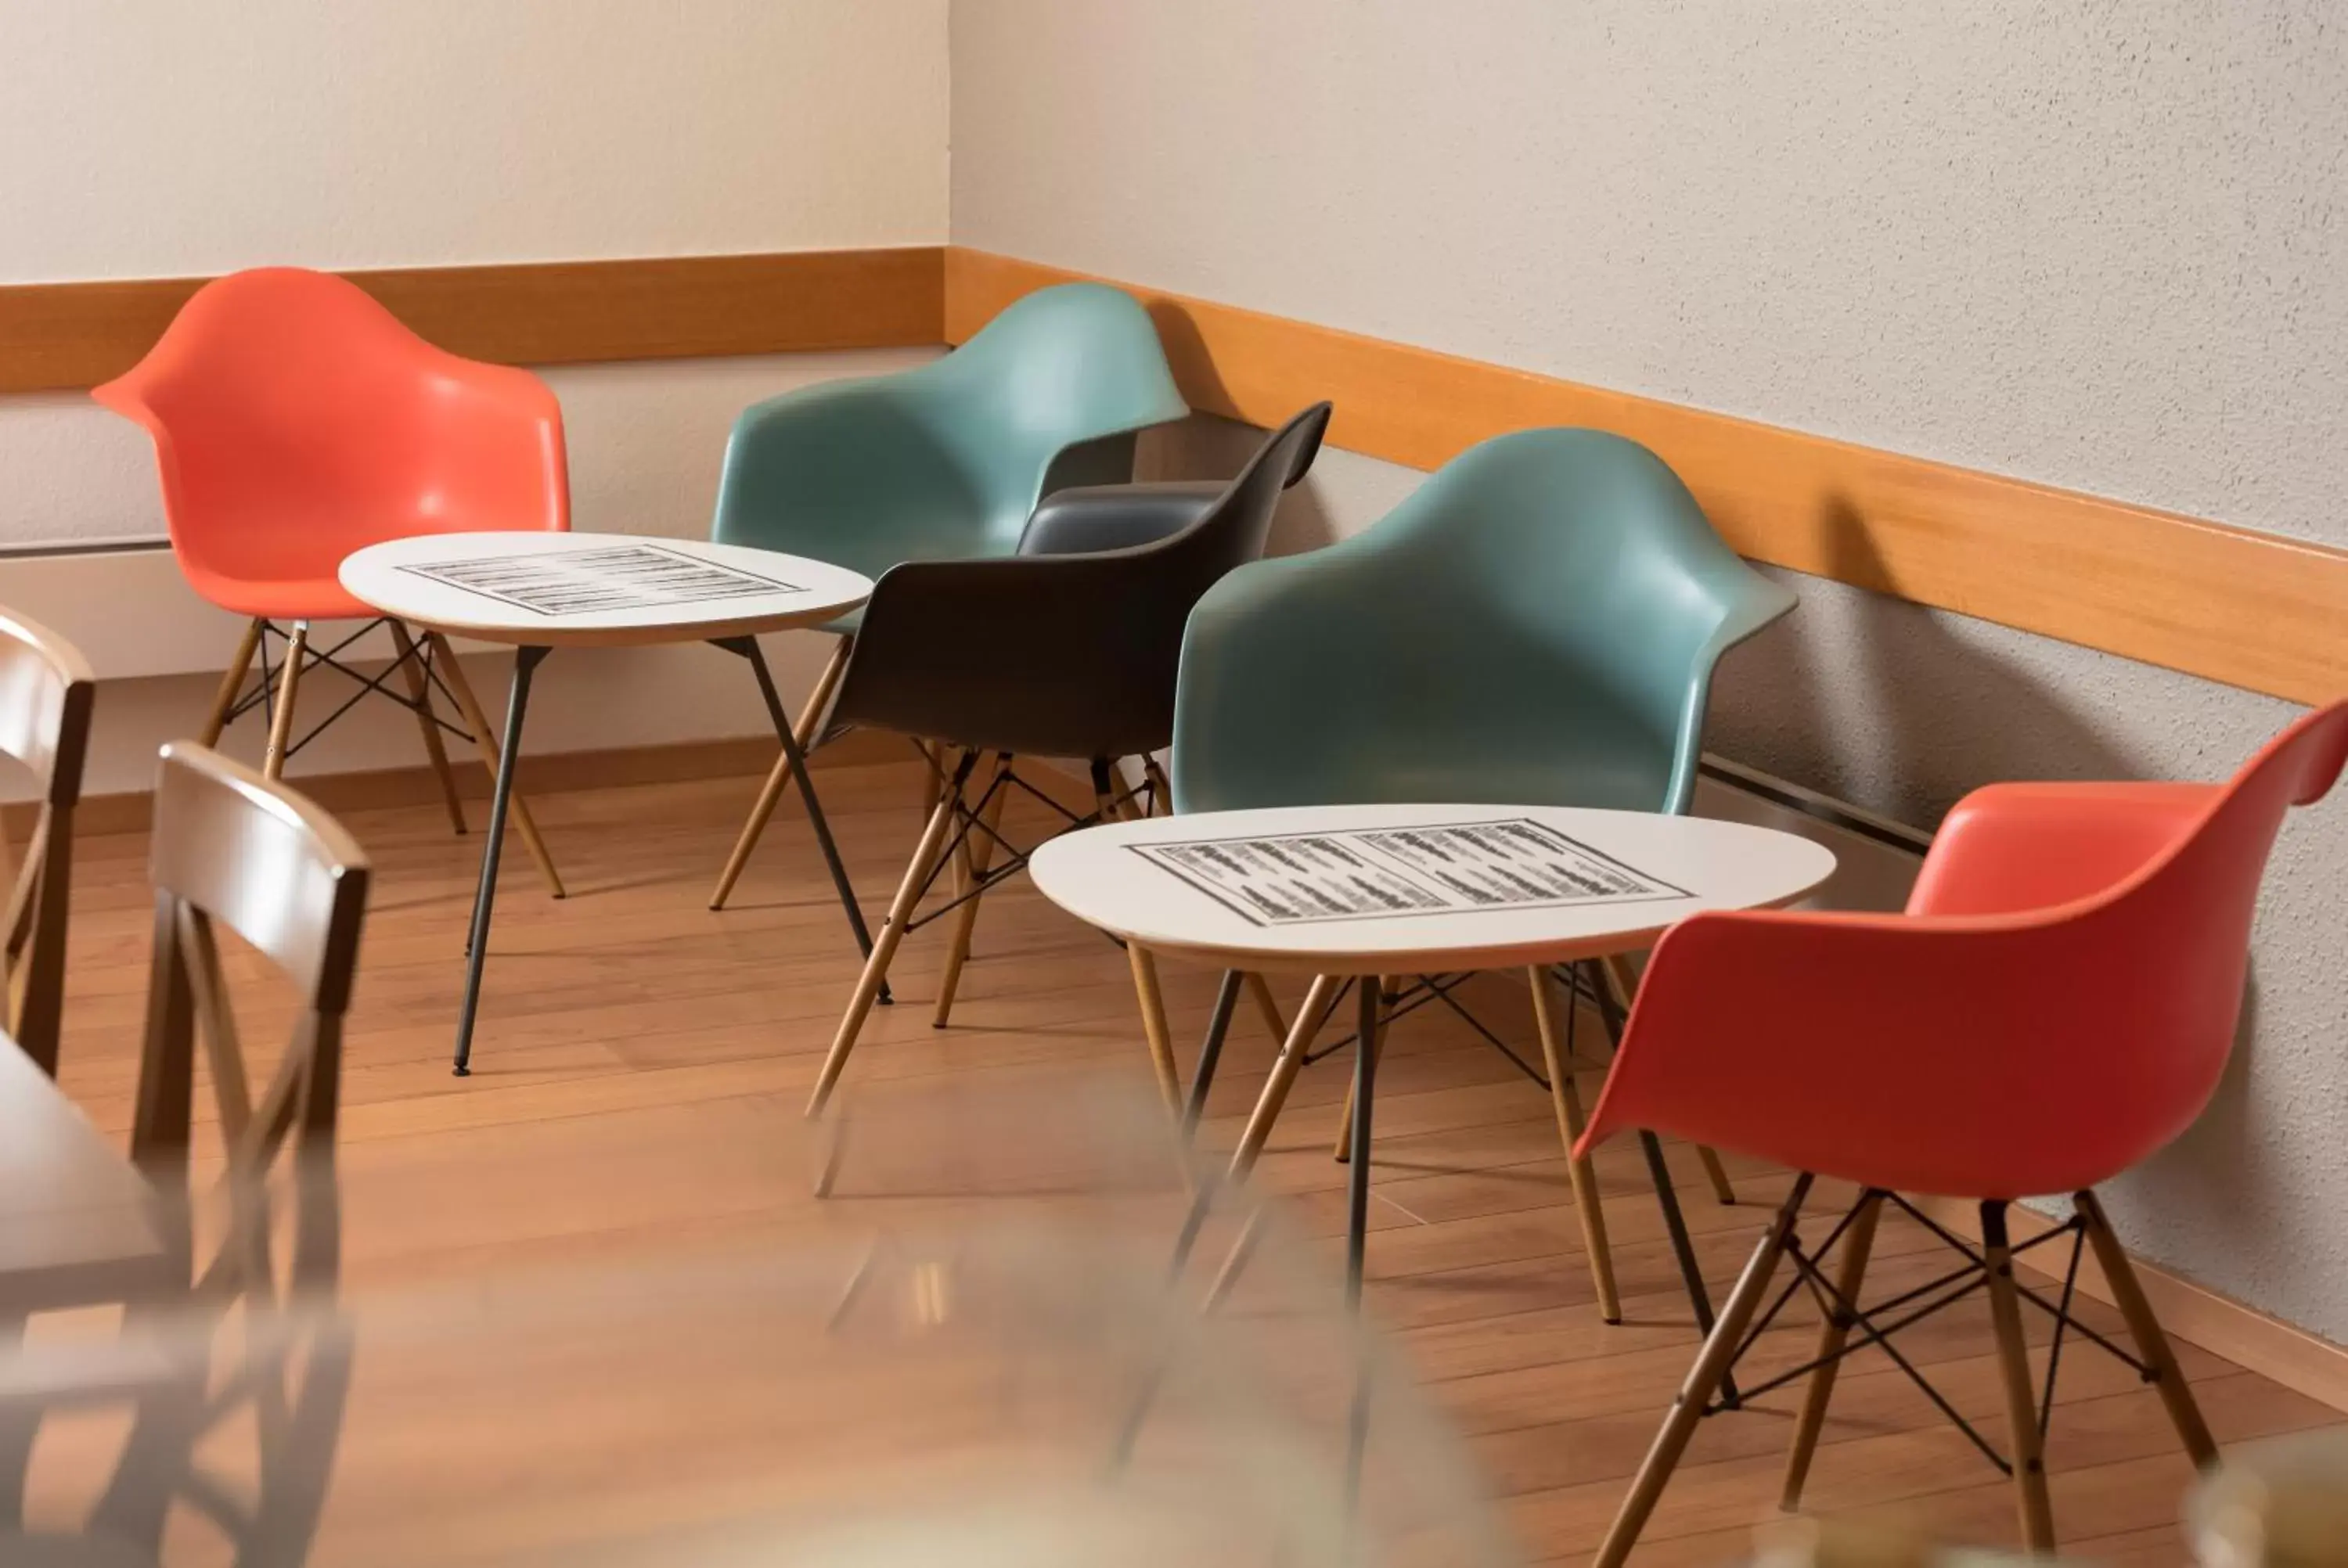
[899,749,1156,940]
[235,618,473,764]
[1706,1191,2145,1476]
[1298,964,1614,1091]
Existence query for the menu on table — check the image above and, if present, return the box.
[401,545,804,617]
[1129,818,1690,926]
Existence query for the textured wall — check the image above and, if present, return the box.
[960,2,2348,1339]
[1,0,947,282]
[1,1,949,764]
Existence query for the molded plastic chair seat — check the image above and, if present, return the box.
[91,267,570,890]
[1578,703,2348,1563]
[704,282,1190,907]
[1175,428,1796,815]
[185,570,374,624]
[805,405,1331,1118]
[1169,426,1796,1326]
[93,268,568,624]
[712,282,1188,639]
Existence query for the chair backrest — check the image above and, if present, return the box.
[1582,702,2348,1198]
[134,743,370,1201]
[92,268,567,596]
[1173,428,1795,815]
[0,610,94,1076]
[1141,401,1334,583]
[825,404,1331,762]
[709,282,1187,577]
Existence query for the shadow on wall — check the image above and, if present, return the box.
[1696,493,2292,1280]
[1709,495,2142,825]
[1137,413,1341,556]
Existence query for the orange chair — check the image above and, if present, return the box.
[1579,702,2348,1563]
[93,267,564,892]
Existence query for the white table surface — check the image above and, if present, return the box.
[1028,803,1836,976]
[339,532,872,649]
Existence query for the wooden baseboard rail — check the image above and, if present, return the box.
[945,247,2348,710]
[0,247,945,395]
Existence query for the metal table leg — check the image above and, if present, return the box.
[453,645,548,1076]
[1343,975,1383,1504]
[715,637,888,1002]
[1182,970,1244,1139]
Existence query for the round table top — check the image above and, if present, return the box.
[1029,802,1837,975]
[338,531,872,648]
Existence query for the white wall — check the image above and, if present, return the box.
[1,0,950,786]
[957,2,2348,1342]
[1,0,946,282]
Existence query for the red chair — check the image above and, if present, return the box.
[1579,702,2348,1563]
[93,267,565,892]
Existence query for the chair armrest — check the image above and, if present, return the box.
[1018,483,1226,556]
[1910,782,2216,916]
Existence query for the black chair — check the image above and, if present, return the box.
[805,402,1332,1118]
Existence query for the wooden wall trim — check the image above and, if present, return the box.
[0,728,906,841]
[946,246,2348,707]
[0,246,945,394]
[1914,1195,2348,1416]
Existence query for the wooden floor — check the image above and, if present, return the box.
[40,756,2343,1564]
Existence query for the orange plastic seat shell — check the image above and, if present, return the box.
[1580,702,2348,1200]
[93,268,567,621]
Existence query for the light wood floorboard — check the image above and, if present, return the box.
[35,758,2339,1563]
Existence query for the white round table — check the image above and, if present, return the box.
[1030,801,1834,1348]
[341,532,873,1074]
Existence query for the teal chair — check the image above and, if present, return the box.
[705,282,1187,909]
[1171,427,1796,1328]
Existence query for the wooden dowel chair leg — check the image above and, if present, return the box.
[1228,974,1341,1181]
[1529,966,1621,1325]
[1982,1201,2058,1552]
[1203,1208,1266,1311]
[1593,1174,1813,1568]
[2076,1188,2218,1467]
[430,634,566,900]
[709,635,848,911]
[918,742,945,822]
[807,751,974,1119]
[1128,944,1183,1112]
[390,622,466,835]
[200,619,264,747]
[933,756,1010,1028]
[1093,763,1183,1112]
[1781,1189,1884,1510]
[260,621,308,781]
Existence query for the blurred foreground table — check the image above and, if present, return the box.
[2,1070,1519,1567]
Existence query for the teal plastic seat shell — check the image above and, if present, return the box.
[1172,428,1797,818]
[708,283,1187,631]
